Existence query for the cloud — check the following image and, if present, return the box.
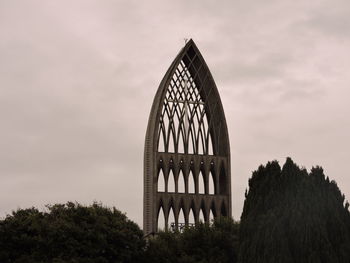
[0,0,349,225]
[293,0,350,39]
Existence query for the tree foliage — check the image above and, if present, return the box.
[239,158,350,263]
[0,202,145,263]
[144,217,239,263]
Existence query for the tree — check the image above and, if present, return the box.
[0,202,145,263]
[239,158,350,263]
[144,217,239,263]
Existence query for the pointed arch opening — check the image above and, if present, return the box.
[208,133,214,155]
[158,168,165,192]
[199,209,205,223]
[178,207,186,232]
[190,104,200,155]
[168,206,176,231]
[209,169,215,195]
[161,108,170,153]
[178,169,185,193]
[210,201,217,223]
[167,126,175,153]
[188,208,195,226]
[157,206,166,231]
[168,169,175,193]
[158,125,166,152]
[198,134,205,155]
[173,108,179,151]
[209,209,215,224]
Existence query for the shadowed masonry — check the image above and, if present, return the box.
[143,39,232,236]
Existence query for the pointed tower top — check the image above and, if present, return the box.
[143,40,232,236]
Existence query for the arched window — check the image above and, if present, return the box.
[178,169,185,193]
[157,206,166,231]
[188,208,195,225]
[161,108,170,152]
[158,168,165,192]
[168,169,175,192]
[210,201,216,224]
[178,207,185,226]
[208,133,213,155]
[209,170,215,194]
[168,207,175,231]
[209,209,215,224]
[199,209,205,223]
[167,125,175,153]
[158,125,165,152]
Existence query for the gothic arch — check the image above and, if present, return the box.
[144,39,231,235]
[199,208,205,223]
[188,168,196,194]
[178,198,186,225]
[168,168,176,193]
[178,168,186,193]
[200,199,207,223]
[209,167,215,195]
[157,167,165,192]
[157,199,166,231]
[189,201,196,225]
[178,206,186,231]
[168,202,176,230]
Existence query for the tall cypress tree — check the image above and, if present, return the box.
[239,158,350,263]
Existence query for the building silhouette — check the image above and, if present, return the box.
[143,39,231,236]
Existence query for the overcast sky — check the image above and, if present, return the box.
[1,0,350,226]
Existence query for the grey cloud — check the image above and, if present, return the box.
[295,1,350,39]
[0,0,350,225]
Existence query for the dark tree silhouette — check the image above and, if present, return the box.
[0,202,145,263]
[239,158,350,263]
[144,217,239,263]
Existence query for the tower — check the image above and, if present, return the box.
[143,39,231,236]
